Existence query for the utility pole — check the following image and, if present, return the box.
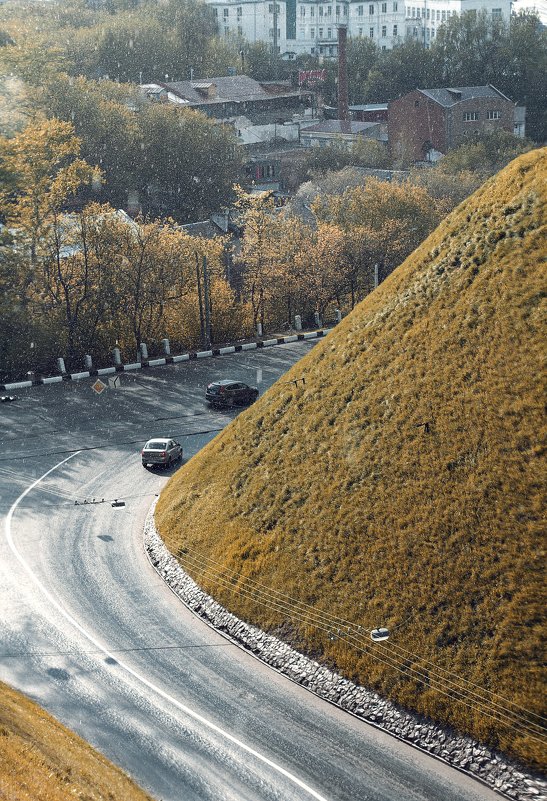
[202,255,211,348]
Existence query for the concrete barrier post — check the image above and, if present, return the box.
[113,347,121,366]
[314,312,321,328]
[257,322,263,338]
[57,358,66,374]
[84,354,93,370]
[162,338,170,355]
[140,343,148,360]
[294,315,302,331]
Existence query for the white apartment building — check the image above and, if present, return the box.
[207,0,512,56]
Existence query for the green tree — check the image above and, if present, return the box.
[364,40,434,102]
[136,103,241,222]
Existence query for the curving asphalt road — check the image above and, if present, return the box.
[0,343,500,801]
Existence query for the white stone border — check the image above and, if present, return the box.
[143,501,546,801]
[0,330,332,392]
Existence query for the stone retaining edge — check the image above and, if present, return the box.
[0,330,332,392]
[143,500,546,801]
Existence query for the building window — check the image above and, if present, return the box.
[382,24,386,34]
[223,7,229,17]
[393,23,397,34]
[358,26,363,34]
[381,2,386,11]
[336,4,340,14]
[426,7,430,18]
[310,5,315,15]
[416,8,420,17]
[431,26,435,36]
[393,0,397,9]
[224,25,229,34]
[327,27,332,36]
[369,3,374,13]
[436,9,440,19]
[369,26,374,35]
[358,4,363,14]
[492,7,502,16]
[487,110,501,119]
[237,24,243,33]
[343,4,347,13]
[319,5,323,15]
[237,5,242,15]
[464,112,479,121]
[212,7,218,17]
[310,26,315,35]
[300,5,305,14]
[300,26,305,36]
[441,10,446,20]
[327,5,332,14]
[319,26,324,35]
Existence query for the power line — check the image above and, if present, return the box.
[172,544,547,742]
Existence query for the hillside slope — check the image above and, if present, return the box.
[0,680,153,801]
[156,148,546,768]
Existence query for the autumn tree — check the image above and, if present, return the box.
[312,178,446,304]
[235,188,279,332]
[0,117,99,266]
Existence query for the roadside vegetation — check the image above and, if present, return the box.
[0,679,153,800]
[156,148,546,770]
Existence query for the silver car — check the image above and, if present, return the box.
[141,438,183,469]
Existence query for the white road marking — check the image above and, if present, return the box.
[5,453,330,801]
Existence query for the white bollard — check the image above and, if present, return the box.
[113,347,121,365]
[84,354,93,370]
[257,322,263,338]
[140,343,148,360]
[294,315,302,331]
[162,338,170,355]
[57,358,66,374]
[335,309,342,323]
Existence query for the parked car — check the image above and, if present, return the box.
[205,380,259,407]
[141,438,183,468]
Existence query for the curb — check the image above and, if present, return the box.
[143,501,546,801]
[0,329,332,392]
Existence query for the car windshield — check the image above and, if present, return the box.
[146,441,167,450]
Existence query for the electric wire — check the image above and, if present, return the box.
[173,545,547,742]
[174,536,547,727]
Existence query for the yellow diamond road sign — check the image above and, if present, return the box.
[92,379,107,395]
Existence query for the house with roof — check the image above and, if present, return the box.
[144,75,313,123]
[388,85,522,163]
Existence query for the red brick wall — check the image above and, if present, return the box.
[448,96,515,148]
[388,89,516,162]
[388,90,446,162]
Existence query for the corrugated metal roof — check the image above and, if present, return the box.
[165,75,284,105]
[301,120,380,134]
[419,85,512,106]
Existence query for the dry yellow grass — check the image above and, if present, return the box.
[156,148,546,769]
[0,680,153,801]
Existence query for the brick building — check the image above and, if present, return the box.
[388,85,518,163]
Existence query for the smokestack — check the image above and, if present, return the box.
[337,25,349,125]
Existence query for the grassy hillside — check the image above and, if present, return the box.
[0,680,153,801]
[156,149,546,768]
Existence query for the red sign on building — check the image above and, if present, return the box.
[298,69,326,87]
